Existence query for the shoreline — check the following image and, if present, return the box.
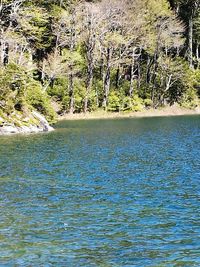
[1,105,200,135]
[58,105,200,121]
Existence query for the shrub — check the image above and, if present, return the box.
[122,95,144,112]
[0,63,56,123]
[26,81,56,123]
[87,90,99,112]
[179,69,200,109]
[180,89,199,109]
[47,76,68,100]
[143,98,153,108]
[108,91,121,112]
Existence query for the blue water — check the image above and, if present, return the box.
[0,116,200,266]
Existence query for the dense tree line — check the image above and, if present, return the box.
[0,0,200,122]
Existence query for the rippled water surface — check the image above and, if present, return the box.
[1,116,200,266]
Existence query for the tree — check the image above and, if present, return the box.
[80,2,99,112]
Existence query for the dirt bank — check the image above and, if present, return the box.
[58,105,200,121]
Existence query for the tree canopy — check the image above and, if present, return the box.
[0,0,200,121]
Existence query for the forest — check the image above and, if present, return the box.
[0,0,200,124]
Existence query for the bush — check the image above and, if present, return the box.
[0,63,56,123]
[62,95,70,112]
[26,81,56,123]
[0,63,26,114]
[47,76,68,100]
[122,95,144,112]
[60,79,86,113]
[179,69,200,109]
[87,90,99,112]
[143,98,153,108]
[108,91,121,112]
[132,95,144,111]
[180,89,199,109]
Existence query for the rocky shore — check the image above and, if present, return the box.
[0,111,54,135]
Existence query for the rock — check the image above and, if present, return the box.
[32,111,54,132]
[0,111,54,135]
[0,125,18,134]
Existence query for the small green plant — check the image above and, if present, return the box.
[180,89,199,109]
[143,98,153,109]
[122,95,144,112]
[108,91,121,112]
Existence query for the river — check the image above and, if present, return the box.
[0,116,200,266]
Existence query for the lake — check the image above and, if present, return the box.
[0,116,200,266]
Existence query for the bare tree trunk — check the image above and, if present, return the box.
[115,65,120,89]
[137,63,141,92]
[129,48,137,97]
[69,72,74,114]
[41,59,46,85]
[103,47,112,110]
[27,48,33,71]
[103,71,111,109]
[0,39,9,66]
[84,10,96,113]
[3,42,9,65]
[165,74,172,92]
[196,41,199,68]
[115,48,122,89]
[151,30,161,106]
[18,44,27,65]
[59,0,63,7]
[0,40,5,66]
[176,4,180,14]
[95,85,99,107]
[68,8,76,114]
[99,51,104,81]
[189,17,193,69]
[151,60,158,106]
[146,55,151,84]
[84,59,93,113]
[159,74,172,106]
[84,35,95,112]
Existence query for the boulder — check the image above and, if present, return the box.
[32,111,54,132]
[0,111,54,135]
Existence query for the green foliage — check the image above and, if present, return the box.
[19,6,52,50]
[26,82,56,123]
[47,76,68,100]
[107,92,145,112]
[0,63,56,123]
[73,80,86,113]
[180,89,199,109]
[61,79,86,113]
[143,98,153,108]
[122,95,144,112]
[62,95,70,112]
[87,90,99,112]
[0,0,200,122]
[108,92,121,112]
[179,69,200,109]
[92,80,104,102]
[0,64,27,114]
